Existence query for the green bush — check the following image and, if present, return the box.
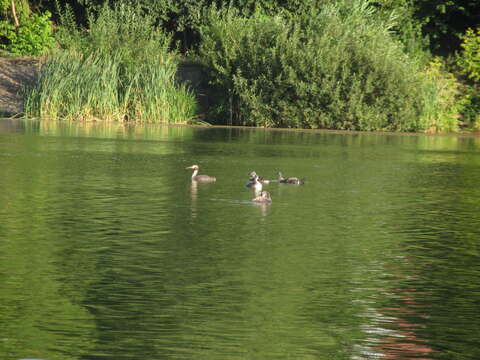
[24,2,197,123]
[420,58,462,132]
[198,2,458,132]
[451,27,480,128]
[458,84,480,128]
[128,0,311,50]
[458,27,480,82]
[0,7,54,56]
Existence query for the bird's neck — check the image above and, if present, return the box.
[191,169,198,178]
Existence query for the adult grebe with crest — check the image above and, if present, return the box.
[186,164,216,182]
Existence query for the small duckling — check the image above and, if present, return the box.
[186,164,216,182]
[278,172,305,185]
[252,191,272,203]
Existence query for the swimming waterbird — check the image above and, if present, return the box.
[246,172,263,193]
[186,164,216,182]
[252,191,272,203]
[278,172,305,185]
[248,171,271,185]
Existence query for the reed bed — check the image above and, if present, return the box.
[25,2,197,123]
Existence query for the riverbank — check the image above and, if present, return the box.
[0,56,208,121]
[0,56,475,135]
[0,57,39,117]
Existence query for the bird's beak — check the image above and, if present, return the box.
[186,165,194,169]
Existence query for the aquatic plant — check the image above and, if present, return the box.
[25,2,197,123]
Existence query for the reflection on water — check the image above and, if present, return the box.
[252,201,271,217]
[1,119,480,360]
[354,256,438,360]
[190,180,198,219]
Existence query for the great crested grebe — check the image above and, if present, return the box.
[248,171,270,185]
[186,164,216,182]
[252,191,272,203]
[278,172,305,185]
[246,172,263,193]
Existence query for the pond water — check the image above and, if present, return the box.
[1,119,480,360]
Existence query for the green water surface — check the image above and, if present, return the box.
[1,119,479,360]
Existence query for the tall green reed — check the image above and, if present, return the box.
[25,2,197,123]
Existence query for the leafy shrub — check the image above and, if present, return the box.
[0,5,54,56]
[457,27,480,82]
[447,27,480,128]
[129,0,310,50]
[458,84,480,128]
[198,2,457,132]
[420,58,461,132]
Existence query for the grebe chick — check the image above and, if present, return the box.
[186,164,216,182]
[278,172,305,185]
[246,173,263,192]
[252,191,272,203]
[248,171,270,185]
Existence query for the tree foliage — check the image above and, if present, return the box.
[0,0,54,55]
[17,0,479,56]
[458,28,480,83]
[411,0,480,56]
[454,27,480,127]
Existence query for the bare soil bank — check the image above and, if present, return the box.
[0,57,39,116]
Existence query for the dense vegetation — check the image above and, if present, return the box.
[24,2,197,123]
[1,0,479,131]
[198,4,458,131]
[0,0,54,55]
